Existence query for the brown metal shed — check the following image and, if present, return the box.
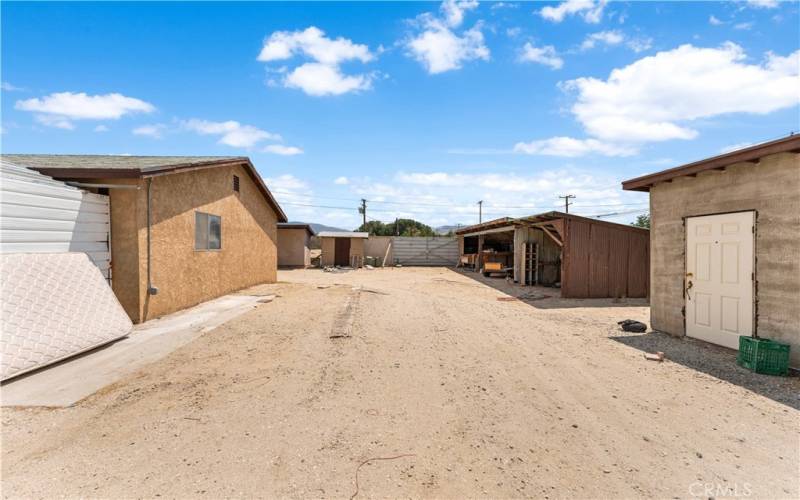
[456,211,650,299]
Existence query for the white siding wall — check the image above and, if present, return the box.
[0,161,111,280]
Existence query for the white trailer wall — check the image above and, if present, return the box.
[0,161,111,281]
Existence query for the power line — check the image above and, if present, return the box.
[558,194,576,214]
[270,189,647,210]
[278,200,649,221]
[359,198,367,226]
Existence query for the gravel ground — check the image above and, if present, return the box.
[2,267,798,498]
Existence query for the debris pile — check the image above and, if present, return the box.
[618,319,647,333]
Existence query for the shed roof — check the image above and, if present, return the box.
[2,154,287,222]
[455,211,647,236]
[622,134,800,192]
[317,231,369,238]
[278,223,316,235]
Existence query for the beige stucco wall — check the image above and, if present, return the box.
[649,152,800,365]
[320,237,336,267]
[350,238,364,266]
[363,236,393,265]
[106,179,144,321]
[320,237,365,267]
[104,164,279,323]
[278,228,310,267]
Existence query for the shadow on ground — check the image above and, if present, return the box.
[611,330,800,410]
[453,268,649,309]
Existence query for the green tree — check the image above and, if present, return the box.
[356,218,436,237]
[356,220,387,235]
[631,213,650,229]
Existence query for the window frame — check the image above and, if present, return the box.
[195,211,222,251]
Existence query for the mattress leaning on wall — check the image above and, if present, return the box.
[0,252,133,381]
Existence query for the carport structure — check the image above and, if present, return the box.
[456,211,649,298]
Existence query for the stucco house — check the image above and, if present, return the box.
[622,135,800,367]
[4,155,287,323]
[318,231,369,267]
[277,223,314,268]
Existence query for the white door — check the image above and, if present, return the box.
[685,211,754,349]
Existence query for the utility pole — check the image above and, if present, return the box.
[395,217,399,236]
[477,200,483,223]
[559,194,576,214]
[358,198,367,227]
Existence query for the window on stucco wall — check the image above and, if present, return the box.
[195,211,222,250]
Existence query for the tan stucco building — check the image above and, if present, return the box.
[318,231,368,267]
[8,155,286,323]
[623,135,800,367]
[278,223,314,268]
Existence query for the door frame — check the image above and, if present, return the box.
[334,237,351,266]
[683,209,758,339]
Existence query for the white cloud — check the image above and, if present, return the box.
[316,168,650,228]
[264,174,319,219]
[405,1,490,74]
[262,144,304,156]
[580,31,651,53]
[518,43,563,69]
[626,37,653,53]
[266,173,308,191]
[580,30,624,50]
[746,0,778,8]
[513,136,637,157]
[284,63,374,96]
[257,27,376,96]
[1,82,24,91]
[720,142,753,154]
[183,119,282,148]
[133,123,168,139]
[734,21,755,30]
[258,26,373,65]
[492,2,518,10]
[540,0,607,24]
[563,43,800,143]
[334,176,350,185]
[34,114,74,130]
[391,170,626,204]
[709,15,724,25]
[440,0,479,28]
[16,92,154,129]
[94,125,109,132]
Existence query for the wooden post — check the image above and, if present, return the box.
[514,226,524,284]
[477,234,484,273]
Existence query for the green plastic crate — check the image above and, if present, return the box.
[737,336,790,376]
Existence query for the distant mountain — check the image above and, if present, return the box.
[289,221,349,234]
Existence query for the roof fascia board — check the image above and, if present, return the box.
[622,135,800,192]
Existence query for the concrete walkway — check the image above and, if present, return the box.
[0,293,271,407]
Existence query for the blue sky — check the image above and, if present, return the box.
[2,1,798,229]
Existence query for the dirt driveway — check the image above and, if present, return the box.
[2,268,798,498]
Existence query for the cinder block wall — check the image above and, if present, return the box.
[649,152,800,365]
